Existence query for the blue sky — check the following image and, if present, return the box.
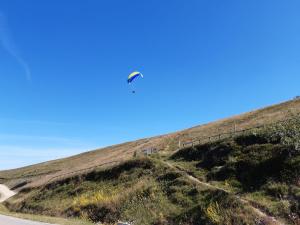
[0,0,299,170]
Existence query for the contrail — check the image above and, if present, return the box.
[0,12,31,81]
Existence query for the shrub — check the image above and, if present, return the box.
[263,115,300,154]
[234,132,270,146]
[263,182,289,199]
[206,201,221,223]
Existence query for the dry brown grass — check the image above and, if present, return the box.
[1,99,300,190]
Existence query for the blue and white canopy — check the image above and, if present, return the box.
[127,71,143,83]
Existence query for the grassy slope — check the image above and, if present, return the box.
[5,158,262,225]
[4,116,300,225]
[170,121,300,225]
[1,99,300,191]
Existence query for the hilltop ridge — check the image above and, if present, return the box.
[1,99,300,191]
[0,99,299,225]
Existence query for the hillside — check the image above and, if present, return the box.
[1,99,300,191]
[0,99,300,225]
[2,111,300,225]
[0,99,300,191]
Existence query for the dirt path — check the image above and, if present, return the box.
[0,185,16,203]
[0,214,56,225]
[163,161,285,225]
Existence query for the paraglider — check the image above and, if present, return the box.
[127,71,143,93]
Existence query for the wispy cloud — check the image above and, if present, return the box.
[0,12,31,81]
[0,145,87,158]
[0,145,93,170]
[0,134,99,170]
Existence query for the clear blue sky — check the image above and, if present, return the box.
[0,0,299,170]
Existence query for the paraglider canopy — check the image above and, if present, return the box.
[127,71,143,94]
[127,71,143,84]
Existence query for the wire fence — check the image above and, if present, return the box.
[180,114,299,148]
[10,112,298,186]
[46,113,300,183]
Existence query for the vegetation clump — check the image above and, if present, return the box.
[171,115,300,224]
[4,115,300,224]
[5,157,263,225]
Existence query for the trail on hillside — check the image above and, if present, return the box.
[0,214,56,225]
[0,185,16,203]
[163,161,285,225]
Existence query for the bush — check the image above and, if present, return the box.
[234,132,270,146]
[263,115,300,154]
[263,182,289,199]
